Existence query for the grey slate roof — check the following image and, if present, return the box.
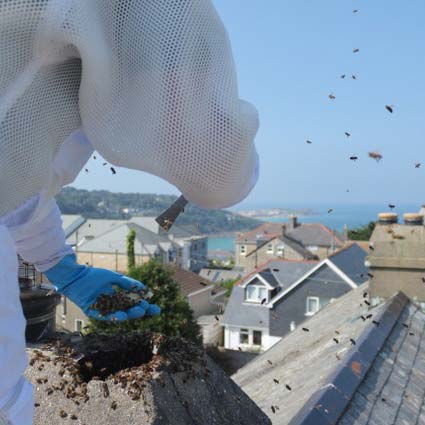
[221,260,317,329]
[246,235,318,261]
[287,223,344,248]
[328,243,369,286]
[337,296,425,425]
[267,260,318,291]
[259,270,281,288]
[222,285,270,329]
[199,268,245,283]
[66,218,126,245]
[130,217,203,238]
[233,283,385,424]
[78,223,176,255]
[234,282,425,425]
[61,214,86,239]
[237,221,344,248]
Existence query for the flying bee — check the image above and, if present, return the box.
[368,152,383,162]
[385,105,394,113]
[353,48,360,53]
[328,93,336,100]
[350,155,358,161]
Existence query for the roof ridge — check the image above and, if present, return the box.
[327,242,356,259]
[235,258,319,286]
[236,222,282,241]
[319,223,344,245]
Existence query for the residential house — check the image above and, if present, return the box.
[222,243,368,352]
[233,211,425,425]
[239,233,318,271]
[62,215,207,272]
[235,216,344,269]
[169,266,226,318]
[75,222,178,273]
[56,264,225,333]
[65,217,124,247]
[130,217,208,272]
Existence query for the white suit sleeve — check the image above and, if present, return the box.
[4,198,73,272]
[2,130,92,271]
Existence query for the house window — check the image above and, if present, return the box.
[253,331,262,346]
[240,328,249,344]
[277,244,285,257]
[75,319,84,333]
[246,285,268,303]
[306,297,320,316]
[240,245,246,255]
[290,321,296,332]
[267,244,274,254]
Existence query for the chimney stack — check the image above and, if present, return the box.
[288,215,298,232]
[367,211,425,304]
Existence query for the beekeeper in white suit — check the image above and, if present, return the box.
[0,1,259,424]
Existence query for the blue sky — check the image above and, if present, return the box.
[74,0,425,209]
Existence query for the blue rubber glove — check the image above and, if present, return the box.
[45,254,161,321]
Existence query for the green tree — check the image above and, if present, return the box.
[348,221,376,241]
[220,279,238,297]
[126,229,136,271]
[88,260,202,345]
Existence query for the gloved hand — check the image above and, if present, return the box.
[45,254,160,321]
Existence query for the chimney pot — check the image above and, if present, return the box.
[378,213,398,225]
[403,213,423,226]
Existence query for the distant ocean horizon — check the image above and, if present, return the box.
[208,202,422,253]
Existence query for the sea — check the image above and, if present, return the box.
[208,202,422,253]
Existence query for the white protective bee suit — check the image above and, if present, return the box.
[0,1,259,424]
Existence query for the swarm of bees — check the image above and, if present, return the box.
[30,332,205,419]
[90,290,145,316]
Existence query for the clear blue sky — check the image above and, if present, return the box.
[74,0,425,208]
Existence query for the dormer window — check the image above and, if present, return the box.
[240,245,246,255]
[245,284,268,303]
[267,244,274,254]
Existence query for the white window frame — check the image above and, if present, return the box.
[245,285,268,303]
[75,319,85,333]
[239,328,249,345]
[306,297,320,316]
[240,245,246,255]
[277,244,285,256]
[267,243,274,254]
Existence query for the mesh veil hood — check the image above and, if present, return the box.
[0,0,259,216]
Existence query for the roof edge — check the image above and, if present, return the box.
[288,291,409,425]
